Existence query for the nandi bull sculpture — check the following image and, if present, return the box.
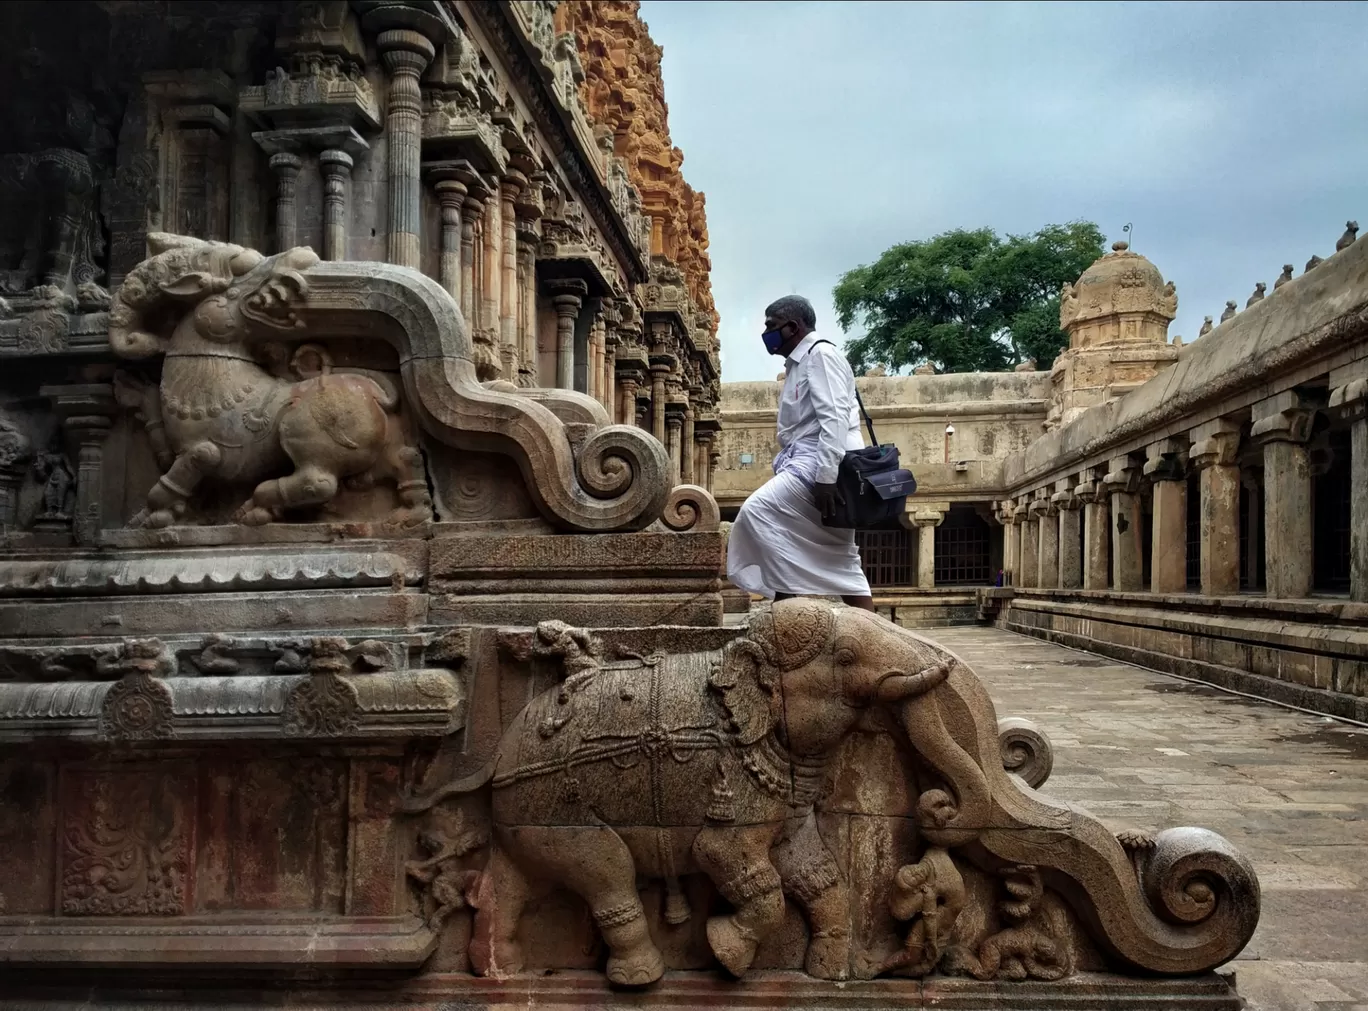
[108,233,430,528]
[403,600,1261,987]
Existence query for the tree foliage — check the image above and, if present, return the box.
[833,222,1105,374]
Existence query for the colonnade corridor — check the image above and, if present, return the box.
[933,626,1368,1011]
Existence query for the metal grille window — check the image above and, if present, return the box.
[1314,431,1352,593]
[856,528,912,587]
[1186,474,1201,589]
[935,510,992,586]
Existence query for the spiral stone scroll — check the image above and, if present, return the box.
[910,655,1262,976]
[997,715,1053,788]
[660,483,720,532]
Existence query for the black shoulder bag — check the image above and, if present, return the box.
[811,343,917,529]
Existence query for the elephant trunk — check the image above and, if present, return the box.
[896,672,993,848]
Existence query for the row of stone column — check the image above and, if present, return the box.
[999,374,1367,602]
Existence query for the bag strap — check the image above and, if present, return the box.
[812,340,879,445]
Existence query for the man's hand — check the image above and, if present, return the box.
[813,481,844,521]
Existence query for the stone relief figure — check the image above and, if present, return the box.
[404,600,1259,988]
[1159,279,1178,317]
[107,234,431,528]
[33,450,75,520]
[1058,281,1079,329]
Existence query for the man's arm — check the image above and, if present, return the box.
[805,346,857,486]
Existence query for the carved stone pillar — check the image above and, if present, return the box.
[480,186,502,376]
[433,178,466,303]
[1075,473,1109,589]
[268,152,302,252]
[603,336,618,413]
[998,504,1017,585]
[1017,497,1038,589]
[910,506,945,588]
[375,29,435,268]
[515,237,538,387]
[708,448,720,493]
[586,316,604,403]
[458,187,485,333]
[649,351,671,445]
[681,401,695,487]
[1145,440,1189,594]
[1252,392,1317,598]
[693,431,713,487]
[1329,370,1367,601]
[1031,493,1058,589]
[1053,482,1082,589]
[1190,419,1241,596]
[40,384,116,547]
[548,280,587,391]
[1104,458,1144,591]
[498,174,523,381]
[617,376,640,428]
[665,410,683,486]
[319,149,353,261]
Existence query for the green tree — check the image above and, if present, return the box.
[833,221,1105,374]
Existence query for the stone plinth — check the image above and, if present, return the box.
[0,970,1246,1008]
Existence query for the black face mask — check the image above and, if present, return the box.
[761,325,788,355]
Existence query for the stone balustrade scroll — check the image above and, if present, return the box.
[1189,419,1242,596]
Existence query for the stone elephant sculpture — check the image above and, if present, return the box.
[108,232,430,528]
[405,600,1261,989]
[404,600,986,985]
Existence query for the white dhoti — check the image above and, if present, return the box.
[726,447,871,599]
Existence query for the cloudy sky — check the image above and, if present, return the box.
[637,0,1368,382]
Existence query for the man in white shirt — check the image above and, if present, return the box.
[726,295,874,611]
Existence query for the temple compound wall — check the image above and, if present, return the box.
[720,226,1368,721]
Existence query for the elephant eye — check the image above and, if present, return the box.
[834,647,856,666]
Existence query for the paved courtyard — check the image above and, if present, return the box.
[934,626,1368,1011]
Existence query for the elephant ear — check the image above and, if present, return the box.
[711,637,774,746]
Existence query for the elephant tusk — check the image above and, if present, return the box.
[874,663,952,702]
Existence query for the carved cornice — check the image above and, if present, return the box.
[466,1,648,284]
[0,668,464,742]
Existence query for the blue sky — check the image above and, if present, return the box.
[637,0,1368,381]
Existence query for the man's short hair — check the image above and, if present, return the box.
[765,295,816,330]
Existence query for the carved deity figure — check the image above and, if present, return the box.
[34,450,75,519]
[107,234,431,528]
[403,601,1260,989]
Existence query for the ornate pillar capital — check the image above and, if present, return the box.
[1251,390,1321,446]
[1143,438,1189,483]
[1189,418,1242,470]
